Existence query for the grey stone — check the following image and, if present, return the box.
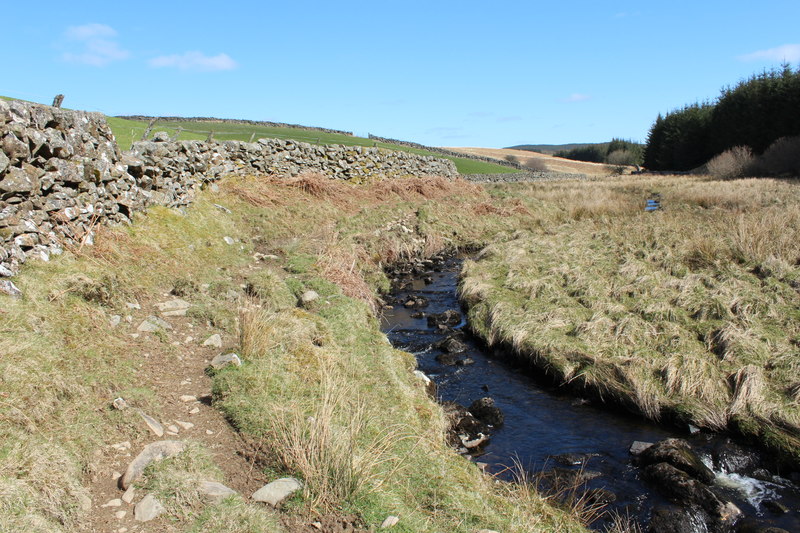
[134,493,165,522]
[300,290,319,305]
[199,481,238,503]
[137,315,172,332]
[381,516,400,528]
[630,441,653,456]
[0,166,39,194]
[138,411,164,437]
[156,298,191,316]
[210,352,242,369]
[0,280,22,298]
[251,477,303,507]
[202,333,222,348]
[120,440,186,489]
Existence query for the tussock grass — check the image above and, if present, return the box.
[461,174,800,464]
[1,170,586,531]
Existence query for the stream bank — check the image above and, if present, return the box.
[380,253,799,533]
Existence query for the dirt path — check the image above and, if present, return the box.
[79,279,272,533]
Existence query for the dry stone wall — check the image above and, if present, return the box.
[0,100,458,279]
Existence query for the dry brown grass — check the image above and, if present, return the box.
[461,174,800,461]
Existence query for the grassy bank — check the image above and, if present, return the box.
[0,172,587,532]
[460,175,800,467]
[105,116,517,175]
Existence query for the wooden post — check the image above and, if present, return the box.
[52,94,65,108]
[249,132,256,143]
[141,118,157,140]
[170,127,183,141]
[206,131,214,142]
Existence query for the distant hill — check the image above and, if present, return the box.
[506,143,596,154]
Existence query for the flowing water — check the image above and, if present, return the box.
[380,255,800,531]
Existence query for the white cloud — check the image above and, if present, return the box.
[148,51,237,72]
[65,23,117,41]
[562,93,591,103]
[62,23,129,66]
[739,44,800,63]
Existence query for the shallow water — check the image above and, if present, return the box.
[380,256,800,531]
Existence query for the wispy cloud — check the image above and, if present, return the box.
[148,51,237,72]
[425,126,463,135]
[562,93,591,103]
[62,23,129,66]
[739,44,800,63]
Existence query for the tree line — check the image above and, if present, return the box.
[644,64,800,171]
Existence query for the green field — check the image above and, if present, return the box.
[106,116,517,175]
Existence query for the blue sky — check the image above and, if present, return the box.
[4,1,799,147]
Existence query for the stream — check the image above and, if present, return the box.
[380,254,800,532]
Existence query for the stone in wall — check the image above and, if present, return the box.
[0,100,458,278]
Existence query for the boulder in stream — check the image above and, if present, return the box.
[637,438,715,484]
[468,397,504,427]
[427,309,461,328]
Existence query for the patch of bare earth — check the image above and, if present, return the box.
[77,281,271,532]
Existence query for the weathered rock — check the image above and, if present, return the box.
[202,333,223,348]
[637,438,715,484]
[210,352,242,369]
[0,280,22,298]
[120,440,186,489]
[380,516,400,528]
[300,290,319,306]
[647,505,709,533]
[427,309,461,327]
[642,462,723,516]
[199,480,237,503]
[252,477,303,507]
[121,486,135,504]
[138,411,164,437]
[630,441,654,456]
[468,397,504,427]
[134,493,165,522]
[413,369,437,397]
[712,438,759,474]
[440,336,467,354]
[156,298,191,317]
[137,315,172,332]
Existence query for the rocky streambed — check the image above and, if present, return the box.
[380,253,800,533]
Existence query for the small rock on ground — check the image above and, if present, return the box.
[300,290,319,306]
[252,477,303,507]
[202,333,222,348]
[137,316,172,332]
[210,352,242,369]
[381,516,400,528]
[120,440,186,489]
[134,494,165,522]
[199,480,238,503]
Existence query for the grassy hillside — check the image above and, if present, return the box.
[461,175,800,467]
[106,116,516,175]
[0,172,589,532]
